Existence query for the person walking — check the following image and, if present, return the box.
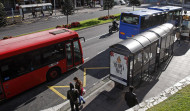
[125,86,139,108]
[67,83,79,111]
[73,77,85,105]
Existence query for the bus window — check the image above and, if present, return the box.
[0,59,14,81]
[141,16,153,30]
[14,54,31,76]
[141,17,149,30]
[56,42,65,59]
[31,50,42,70]
[121,13,139,25]
[42,45,61,65]
[73,40,82,64]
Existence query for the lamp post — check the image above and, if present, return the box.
[54,0,56,15]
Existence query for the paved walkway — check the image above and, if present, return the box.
[60,40,190,111]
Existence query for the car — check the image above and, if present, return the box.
[120,0,126,5]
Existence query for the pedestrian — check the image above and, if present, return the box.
[73,77,86,105]
[67,83,79,111]
[125,86,139,108]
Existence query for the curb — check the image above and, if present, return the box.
[126,75,190,111]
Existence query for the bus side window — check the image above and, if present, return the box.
[14,54,31,76]
[30,50,42,70]
[42,45,58,65]
[0,59,14,81]
[56,42,65,59]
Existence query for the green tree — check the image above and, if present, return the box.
[129,0,141,11]
[62,0,74,25]
[0,2,6,27]
[103,0,114,16]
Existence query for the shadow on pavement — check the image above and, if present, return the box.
[79,49,110,79]
[173,40,190,56]
[99,32,118,39]
[82,78,158,111]
[0,68,78,111]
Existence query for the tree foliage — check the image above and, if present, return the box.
[62,0,74,16]
[103,0,114,10]
[0,2,6,27]
[62,0,74,25]
[129,0,141,6]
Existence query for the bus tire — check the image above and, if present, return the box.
[46,67,61,82]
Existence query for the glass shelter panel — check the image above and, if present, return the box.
[133,52,142,77]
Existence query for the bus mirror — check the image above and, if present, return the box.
[79,37,85,42]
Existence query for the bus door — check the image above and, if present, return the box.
[65,42,74,69]
[73,40,82,66]
[0,81,5,101]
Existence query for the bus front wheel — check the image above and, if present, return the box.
[47,68,61,81]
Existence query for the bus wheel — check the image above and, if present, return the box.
[47,68,61,81]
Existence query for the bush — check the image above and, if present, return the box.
[71,22,80,27]
[59,22,80,29]
[98,15,117,20]
[56,25,62,28]
[0,2,6,27]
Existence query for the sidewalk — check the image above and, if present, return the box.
[59,40,190,111]
[13,5,124,23]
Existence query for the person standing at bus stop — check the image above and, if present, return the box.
[125,86,139,108]
[74,77,86,105]
[67,83,79,111]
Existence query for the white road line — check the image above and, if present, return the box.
[97,50,105,55]
[84,57,90,61]
[81,33,107,43]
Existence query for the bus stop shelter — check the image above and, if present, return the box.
[19,3,52,19]
[110,23,175,87]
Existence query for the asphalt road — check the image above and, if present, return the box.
[0,21,122,111]
[0,4,153,111]
[0,5,150,38]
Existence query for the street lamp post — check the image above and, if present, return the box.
[54,0,56,15]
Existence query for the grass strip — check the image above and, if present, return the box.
[15,13,120,37]
[147,84,190,111]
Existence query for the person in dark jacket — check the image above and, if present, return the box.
[125,86,139,108]
[67,83,79,111]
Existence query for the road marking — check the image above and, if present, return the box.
[48,86,69,100]
[84,57,90,61]
[48,67,110,101]
[97,50,105,55]
[81,33,107,43]
[83,67,110,87]
[83,68,87,87]
[42,80,112,111]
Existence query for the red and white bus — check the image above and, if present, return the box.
[0,28,84,101]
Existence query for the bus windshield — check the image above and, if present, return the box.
[121,13,139,25]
